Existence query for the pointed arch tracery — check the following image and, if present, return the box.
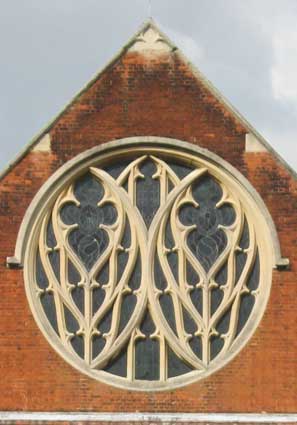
[16,138,282,390]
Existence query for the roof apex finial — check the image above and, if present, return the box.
[129,19,175,54]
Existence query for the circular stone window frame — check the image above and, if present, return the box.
[9,137,288,391]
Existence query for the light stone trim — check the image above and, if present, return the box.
[129,26,173,53]
[31,133,51,152]
[0,412,297,423]
[245,133,268,153]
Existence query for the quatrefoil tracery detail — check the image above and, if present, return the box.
[30,150,266,390]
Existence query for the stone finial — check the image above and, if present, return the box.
[129,24,173,53]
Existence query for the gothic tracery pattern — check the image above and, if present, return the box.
[30,150,264,389]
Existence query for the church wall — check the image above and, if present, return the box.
[0,48,296,414]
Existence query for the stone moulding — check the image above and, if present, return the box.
[0,412,297,423]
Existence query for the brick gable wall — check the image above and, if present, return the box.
[0,46,296,415]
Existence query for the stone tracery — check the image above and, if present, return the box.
[26,146,268,390]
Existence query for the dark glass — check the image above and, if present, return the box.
[166,160,194,179]
[179,175,236,272]
[36,250,49,290]
[40,292,58,334]
[159,293,177,336]
[60,173,117,271]
[167,346,193,377]
[235,251,260,337]
[135,311,159,380]
[103,345,128,377]
[118,294,137,333]
[136,160,160,227]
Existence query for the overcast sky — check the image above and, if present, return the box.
[0,0,297,173]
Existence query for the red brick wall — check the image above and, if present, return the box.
[0,48,296,413]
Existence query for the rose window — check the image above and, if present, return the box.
[23,139,275,390]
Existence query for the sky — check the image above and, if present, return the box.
[0,0,297,172]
